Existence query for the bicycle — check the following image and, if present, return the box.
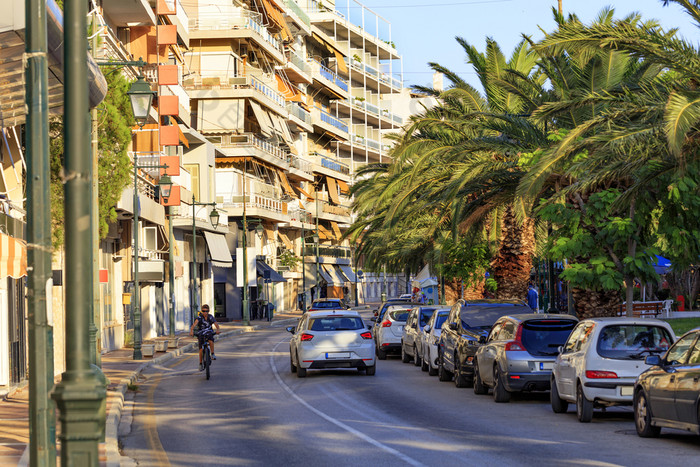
[198,329,215,380]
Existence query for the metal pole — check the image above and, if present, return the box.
[192,195,198,324]
[89,10,100,367]
[353,248,359,307]
[26,0,56,462]
[168,206,176,338]
[132,160,142,360]
[51,0,106,461]
[301,222,306,312]
[242,168,250,325]
[315,190,320,300]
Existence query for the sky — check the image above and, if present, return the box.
[332,0,700,91]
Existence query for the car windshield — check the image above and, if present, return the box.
[521,320,577,356]
[460,306,528,330]
[388,309,410,322]
[312,301,343,309]
[596,325,673,360]
[308,316,364,331]
[434,312,449,330]
[419,309,436,327]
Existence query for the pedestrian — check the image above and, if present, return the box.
[527,283,538,312]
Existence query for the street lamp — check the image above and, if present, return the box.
[191,195,218,325]
[126,74,154,127]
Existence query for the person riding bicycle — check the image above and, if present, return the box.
[189,304,220,371]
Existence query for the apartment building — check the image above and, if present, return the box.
[182,0,403,318]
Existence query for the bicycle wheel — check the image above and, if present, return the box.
[204,346,211,380]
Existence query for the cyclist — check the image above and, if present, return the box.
[189,304,220,371]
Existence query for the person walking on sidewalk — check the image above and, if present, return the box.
[190,304,220,371]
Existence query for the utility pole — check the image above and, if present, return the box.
[90,9,101,367]
[242,165,250,325]
[168,206,176,342]
[51,0,106,462]
[26,0,56,463]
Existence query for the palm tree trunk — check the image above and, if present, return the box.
[492,206,535,300]
[572,288,621,319]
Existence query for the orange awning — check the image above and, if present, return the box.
[278,170,297,198]
[171,117,190,148]
[0,233,27,279]
[278,230,293,249]
[260,0,292,41]
[337,179,349,193]
[326,176,340,204]
[296,186,314,201]
[330,221,342,240]
[317,224,332,240]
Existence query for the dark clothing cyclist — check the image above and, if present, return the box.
[189,304,220,371]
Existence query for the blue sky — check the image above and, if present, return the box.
[335,0,699,90]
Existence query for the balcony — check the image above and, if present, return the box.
[288,154,314,181]
[283,0,311,35]
[303,243,352,260]
[311,108,349,139]
[217,133,290,171]
[287,102,313,132]
[347,58,402,92]
[221,193,287,223]
[184,73,286,113]
[310,60,348,98]
[278,50,312,84]
[189,9,284,63]
[333,97,403,128]
[309,152,351,180]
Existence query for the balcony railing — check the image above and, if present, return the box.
[314,60,349,91]
[219,133,288,164]
[288,206,312,223]
[285,0,311,28]
[287,102,312,124]
[249,75,286,108]
[0,212,25,239]
[347,58,401,89]
[311,152,351,176]
[185,73,285,109]
[342,97,403,125]
[228,193,284,214]
[289,155,313,176]
[189,10,282,53]
[288,50,311,75]
[318,109,348,133]
[303,243,352,259]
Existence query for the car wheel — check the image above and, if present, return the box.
[413,345,421,366]
[473,361,487,395]
[493,365,511,403]
[290,351,297,373]
[438,352,453,382]
[454,354,472,388]
[550,377,568,414]
[576,383,593,423]
[421,352,429,372]
[634,390,661,437]
[365,364,376,376]
[377,346,387,360]
[401,343,411,363]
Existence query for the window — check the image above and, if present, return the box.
[185,163,200,201]
[520,319,577,357]
[488,322,503,342]
[498,321,516,340]
[666,332,698,365]
[563,324,584,354]
[597,325,673,360]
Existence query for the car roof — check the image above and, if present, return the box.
[499,313,579,322]
[461,299,527,307]
[306,309,361,319]
[577,317,673,326]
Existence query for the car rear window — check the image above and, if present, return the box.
[520,319,577,356]
[596,325,673,360]
[308,316,364,331]
[460,306,529,330]
[434,312,449,330]
[312,301,342,309]
[388,309,410,322]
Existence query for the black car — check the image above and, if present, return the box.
[438,299,532,387]
[634,327,700,437]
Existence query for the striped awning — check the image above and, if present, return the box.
[0,233,27,278]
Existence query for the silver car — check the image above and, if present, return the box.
[551,317,675,422]
[474,313,578,402]
[420,309,450,376]
[287,309,376,377]
[401,306,441,365]
[374,306,412,360]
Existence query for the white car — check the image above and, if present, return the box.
[551,317,675,422]
[420,308,450,376]
[374,306,412,360]
[287,309,376,377]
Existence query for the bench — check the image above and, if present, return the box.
[616,301,664,318]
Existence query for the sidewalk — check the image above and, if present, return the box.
[0,310,303,467]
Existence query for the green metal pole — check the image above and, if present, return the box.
[51,0,106,462]
[169,206,176,338]
[315,191,320,300]
[192,195,198,324]
[26,0,57,463]
[90,10,101,367]
[301,222,306,311]
[242,170,250,325]
[132,161,142,360]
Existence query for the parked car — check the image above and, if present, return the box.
[308,299,349,312]
[439,300,532,388]
[473,313,578,402]
[420,308,450,376]
[633,327,700,437]
[372,300,418,343]
[551,318,675,422]
[401,306,444,364]
[287,309,375,377]
[374,306,413,359]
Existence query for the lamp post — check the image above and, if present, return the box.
[301,222,306,312]
[191,195,219,325]
[314,233,320,301]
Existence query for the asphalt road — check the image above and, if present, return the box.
[119,315,700,466]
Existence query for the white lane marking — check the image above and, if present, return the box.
[270,340,424,467]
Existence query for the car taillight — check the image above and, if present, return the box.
[300,333,314,341]
[505,341,525,351]
[586,370,618,379]
[381,320,391,327]
[360,331,372,339]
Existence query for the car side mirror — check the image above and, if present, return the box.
[478,336,487,344]
[449,322,458,331]
[645,355,662,366]
[424,325,431,333]
[286,326,295,334]
[557,346,564,354]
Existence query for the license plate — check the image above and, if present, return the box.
[326,352,350,359]
[539,362,554,371]
[620,386,633,396]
